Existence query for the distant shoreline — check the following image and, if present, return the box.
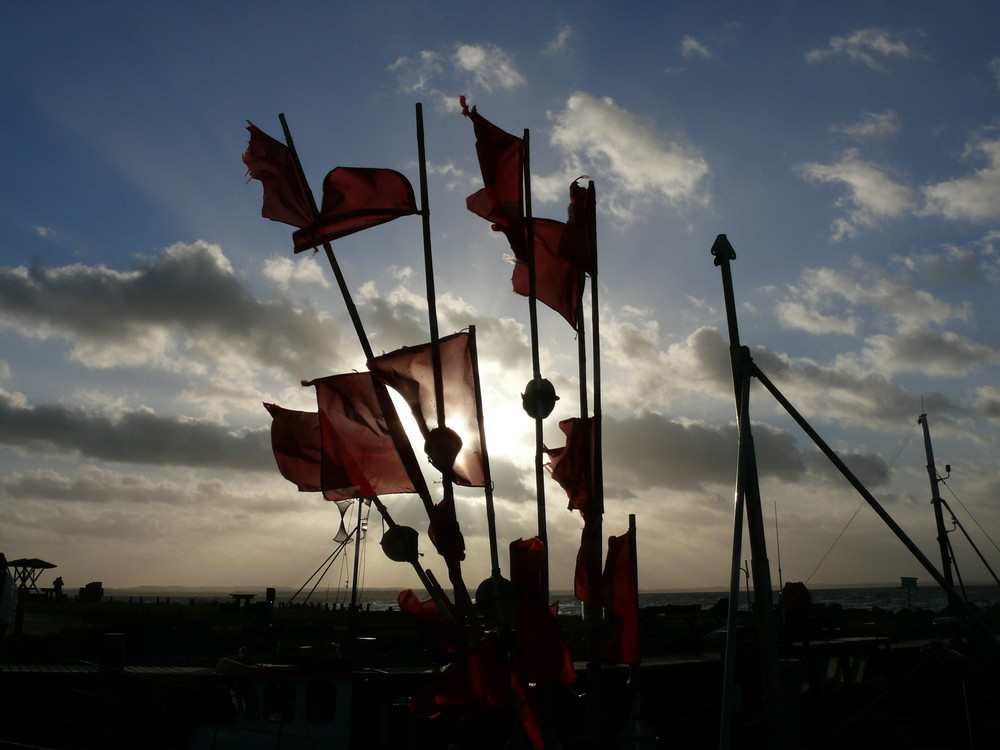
[101,581,998,597]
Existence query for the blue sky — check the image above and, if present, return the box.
[2,2,998,594]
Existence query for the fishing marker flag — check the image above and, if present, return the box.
[461,97,526,262]
[367,331,485,487]
[292,167,418,252]
[601,529,640,665]
[243,123,316,229]
[263,403,323,493]
[545,416,600,513]
[512,218,584,328]
[302,372,417,499]
[561,179,597,276]
[264,400,407,502]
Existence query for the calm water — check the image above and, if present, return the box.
[103,583,999,615]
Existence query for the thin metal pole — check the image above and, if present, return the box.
[469,326,501,576]
[522,129,549,600]
[412,104,478,626]
[919,413,960,611]
[415,103,446,425]
[349,500,367,617]
[583,180,605,750]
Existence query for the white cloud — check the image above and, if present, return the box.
[388,50,444,94]
[35,225,55,239]
[453,43,524,92]
[777,262,970,335]
[921,138,1000,222]
[833,109,901,139]
[262,255,330,290]
[543,25,572,57]
[544,92,711,223]
[775,300,860,335]
[892,233,1000,287]
[858,330,997,377]
[680,36,712,60]
[975,385,1000,421]
[0,240,350,382]
[805,28,914,71]
[796,149,914,240]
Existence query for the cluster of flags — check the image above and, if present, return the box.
[461,97,596,329]
[245,104,638,746]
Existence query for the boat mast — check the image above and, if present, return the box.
[918,413,961,611]
[711,235,792,750]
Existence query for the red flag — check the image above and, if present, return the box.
[509,538,577,685]
[573,518,603,605]
[512,218,584,328]
[545,417,599,513]
[561,180,597,276]
[263,403,322,492]
[461,97,526,261]
[409,634,545,749]
[398,589,461,654]
[367,331,485,487]
[600,531,640,665]
[292,167,417,252]
[243,123,315,229]
[427,494,467,561]
[263,403,366,502]
[303,372,416,499]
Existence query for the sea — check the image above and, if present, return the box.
[101,582,1000,615]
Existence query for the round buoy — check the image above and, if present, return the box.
[521,377,558,419]
[424,426,463,473]
[380,525,420,563]
[475,575,519,627]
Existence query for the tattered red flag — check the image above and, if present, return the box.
[461,97,526,262]
[561,179,597,276]
[409,634,545,749]
[243,123,316,229]
[545,416,600,513]
[302,372,416,499]
[601,530,640,665]
[398,589,461,654]
[573,518,603,605]
[292,167,418,252]
[367,331,485,487]
[512,218,585,328]
[509,538,577,686]
[427,495,466,562]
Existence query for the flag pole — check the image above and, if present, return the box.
[415,103,446,422]
[277,113,474,634]
[414,103,479,628]
[468,325,501,576]
[583,179,605,750]
[522,128,550,602]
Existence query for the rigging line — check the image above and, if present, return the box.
[940,478,1000,556]
[805,422,918,584]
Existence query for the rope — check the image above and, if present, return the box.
[941,478,1000,556]
[805,422,917,584]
